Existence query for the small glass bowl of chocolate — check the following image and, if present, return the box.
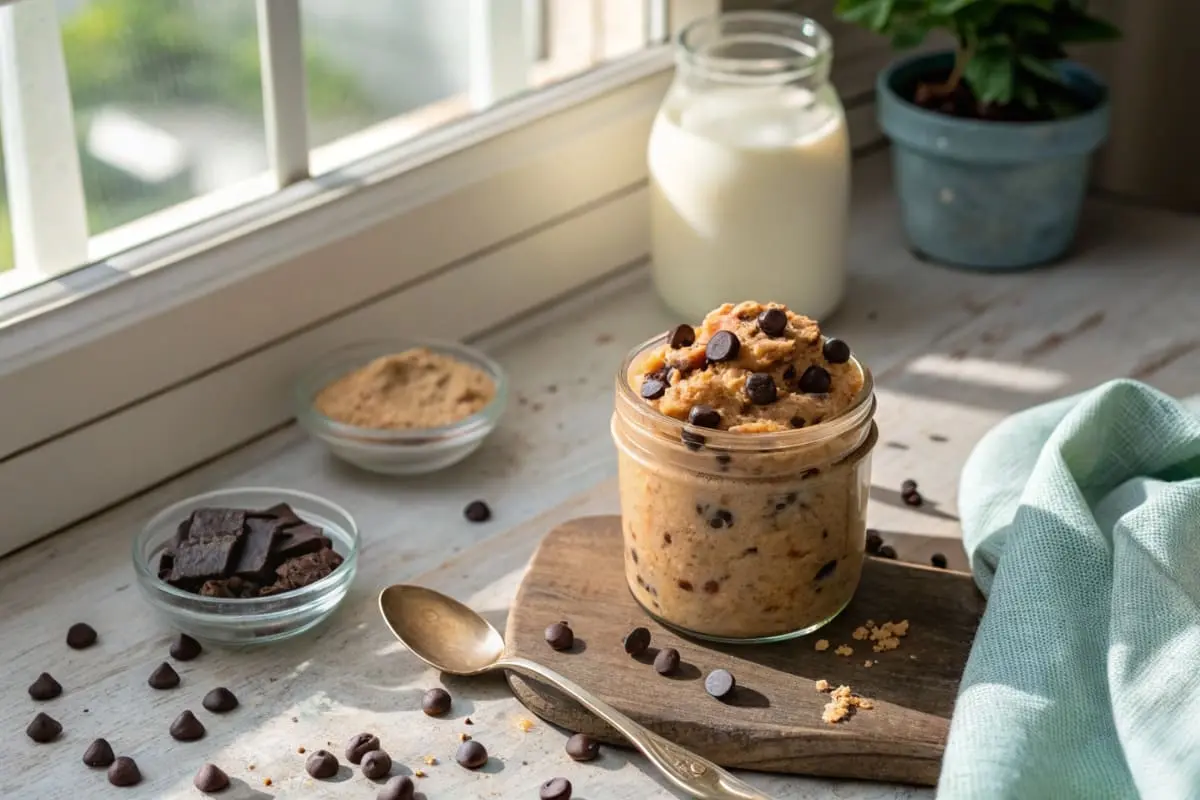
[133,487,359,645]
[293,339,508,475]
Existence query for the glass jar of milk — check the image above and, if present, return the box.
[648,12,850,322]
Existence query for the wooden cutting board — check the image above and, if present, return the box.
[504,515,986,786]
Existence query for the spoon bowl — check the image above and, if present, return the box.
[379,584,504,675]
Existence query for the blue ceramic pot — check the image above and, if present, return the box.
[877,51,1110,270]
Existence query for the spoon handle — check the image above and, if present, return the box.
[500,656,774,800]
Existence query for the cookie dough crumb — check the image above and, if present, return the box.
[814,639,830,652]
[263,778,273,787]
[518,718,535,732]
[414,769,426,778]
[863,619,910,653]
[852,626,869,641]
[821,684,875,724]
[834,644,853,657]
[814,679,831,693]
[423,755,438,766]
[297,746,306,754]
[458,733,471,742]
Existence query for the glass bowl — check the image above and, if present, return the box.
[133,487,358,645]
[293,338,508,475]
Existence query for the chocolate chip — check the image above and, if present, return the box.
[170,633,203,661]
[148,662,180,690]
[903,490,924,507]
[703,580,720,594]
[25,712,61,743]
[901,479,918,494]
[797,365,832,393]
[346,732,381,764]
[361,749,392,780]
[823,338,852,364]
[28,672,62,701]
[782,364,797,382]
[814,559,838,580]
[668,324,695,349]
[464,500,491,522]
[422,687,452,717]
[306,749,340,779]
[83,738,115,767]
[654,648,681,676]
[544,622,574,651]
[931,553,948,569]
[640,376,668,400]
[622,627,651,656]
[756,308,788,337]
[866,530,883,554]
[455,739,488,769]
[744,373,777,405]
[704,330,740,363]
[685,405,722,430]
[541,777,573,800]
[677,579,693,591]
[194,763,230,793]
[878,545,897,559]
[715,453,732,469]
[789,416,806,428]
[681,429,706,451]
[565,733,600,761]
[203,687,239,713]
[704,669,735,699]
[377,775,415,800]
[108,756,142,787]
[707,509,733,529]
[66,622,97,649]
[170,710,206,741]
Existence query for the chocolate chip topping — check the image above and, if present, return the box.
[544,621,574,651]
[704,330,740,363]
[931,552,948,569]
[797,364,832,394]
[640,376,667,400]
[148,662,180,690]
[346,732,382,764]
[654,648,681,676]
[26,712,62,743]
[361,749,393,780]
[744,373,778,405]
[878,545,897,559]
[687,405,721,429]
[194,763,231,793]
[455,739,488,769]
[83,738,115,767]
[108,756,142,787]
[66,622,97,650]
[377,775,415,800]
[306,749,340,779]
[169,633,203,661]
[422,687,452,717]
[622,626,651,656]
[202,687,239,713]
[28,672,62,701]
[464,500,491,523]
[169,709,206,741]
[566,732,600,761]
[704,669,736,699]
[668,324,696,349]
[756,308,788,337]
[823,337,851,364]
[540,777,573,800]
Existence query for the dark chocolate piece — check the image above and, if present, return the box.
[823,338,851,364]
[169,532,245,586]
[622,627,651,656]
[170,633,203,661]
[756,308,788,337]
[148,662,180,690]
[270,547,343,591]
[541,777,573,800]
[233,516,283,579]
[259,502,303,527]
[455,740,488,769]
[687,405,721,429]
[422,687,452,717]
[345,732,381,764]
[306,749,339,779]
[108,756,142,786]
[654,648,680,676]
[361,749,392,779]
[931,553,948,569]
[169,710,206,741]
[544,622,574,651]
[66,622,97,649]
[28,672,62,701]
[203,687,239,713]
[83,738,115,767]
[565,733,599,761]
[463,500,491,523]
[745,373,777,405]
[193,763,230,793]
[377,775,415,800]
[26,712,62,743]
[271,523,327,560]
[704,330,740,363]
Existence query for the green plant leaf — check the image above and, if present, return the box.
[834,0,895,31]
[1018,54,1067,85]
[929,0,976,13]
[1058,12,1122,42]
[890,20,933,49]
[963,49,1016,105]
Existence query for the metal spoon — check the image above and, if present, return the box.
[379,584,774,800]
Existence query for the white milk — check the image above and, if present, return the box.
[648,84,850,322]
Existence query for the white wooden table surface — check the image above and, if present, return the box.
[3,152,1199,800]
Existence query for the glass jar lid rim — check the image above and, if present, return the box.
[677,11,833,83]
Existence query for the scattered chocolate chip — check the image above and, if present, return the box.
[170,710,206,741]
[865,530,883,554]
[677,579,693,591]
[565,733,600,762]
[456,740,488,769]
[422,687,452,717]
[668,324,695,349]
[681,429,706,450]
[715,453,732,468]
[148,662,180,690]
[169,633,203,661]
[703,580,720,594]
[789,416,806,428]
[878,545,897,559]
[931,553,948,569]
[640,376,668,400]
[903,490,924,507]
[704,669,735,699]
[361,749,393,779]
[744,373,778,405]
[622,627,651,656]
[707,509,733,529]
[66,622,97,649]
[28,672,62,701]
[464,500,491,522]
[544,622,574,651]
[814,559,838,580]
[797,365,832,394]
[194,763,230,793]
[823,338,851,364]
[83,738,115,767]
[654,648,680,676]
[306,749,340,779]
[346,732,382,764]
[25,712,61,743]
[541,777,573,800]
[108,756,142,787]
[901,479,918,494]
[203,687,239,713]
[756,308,788,337]
[377,775,415,800]
[687,405,721,428]
[704,330,740,363]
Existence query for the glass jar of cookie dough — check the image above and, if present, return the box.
[610,301,876,643]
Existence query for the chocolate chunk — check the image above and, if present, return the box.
[170,710,206,741]
[148,662,180,690]
[203,687,239,713]
[640,376,668,400]
[26,712,62,743]
[565,732,599,761]
[272,547,343,590]
[705,330,740,363]
[744,373,778,405]
[622,627,651,656]
[704,669,735,699]
[903,490,924,507]
[687,405,721,429]
[789,416,806,428]
[28,672,62,701]
[306,749,340,778]
[66,622,97,649]
[464,500,491,522]
[756,308,788,337]
[931,552,948,569]
[455,740,488,769]
[703,579,720,594]
[901,479,918,494]
[544,621,574,651]
[668,324,695,349]
[540,777,573,800]
[422,687,452,717]
[199,580,235,598]
[654,648,680,676]
[170,531,245,587]
[878,545,897,559]
[190,508,247,538]
[346,732,381,764]
[170,633,203,661]
[158,552,175,579]
[194,762,230,793]
[233,516,283,579]
[677,579,693,591]
[361,749,393,779]
[83,738,115,767]
[108,756,142,787]
[271,522,327,560]
[814,559,838,580]
[377,775,415,800]
[681,429,706,451]
[260,501,303,527]
[708,509,733,529]
[823,338,851,364]
[797,365,832,394]
[865,530,883,554]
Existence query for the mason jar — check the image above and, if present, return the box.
[648,11,851,323]
[610,334,876,643]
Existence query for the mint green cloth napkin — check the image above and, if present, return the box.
[938,379,1200,799]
